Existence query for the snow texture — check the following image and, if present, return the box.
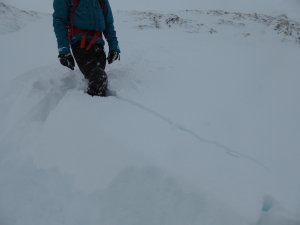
[0,2,300,225]
[6,0,300,18]
[0,2,41,34]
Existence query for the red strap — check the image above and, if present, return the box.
[86,32,102,50]
[70,0,78,23]
[69,0,104,50]
[80,31,89,49]
[99,0,106,13]
[68,0,79,41]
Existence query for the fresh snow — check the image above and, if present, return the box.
[0,2,41,34]
[0,2,300,225]
[5,0,300,18]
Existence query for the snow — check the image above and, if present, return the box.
[1,2,300,225]
[0,1,41,34]
[5,0,300,19]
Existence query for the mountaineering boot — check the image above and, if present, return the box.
[86,68,108,97]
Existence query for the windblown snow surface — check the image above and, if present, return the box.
[0,1,41,34]
[1,2,300,225]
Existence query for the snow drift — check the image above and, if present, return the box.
[0,2,41,35]
[0,3,300,225]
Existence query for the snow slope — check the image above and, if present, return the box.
[0,1,41,34]
[6,0,300,18]
[1,3,300,225]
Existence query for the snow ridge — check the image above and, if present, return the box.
[0,2,41,34]
[115,94,269,171]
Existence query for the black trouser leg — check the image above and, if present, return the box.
[71,41,108,96]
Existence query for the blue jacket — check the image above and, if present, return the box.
[53,0,120,54]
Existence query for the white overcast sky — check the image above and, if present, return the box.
[7,0,300,18]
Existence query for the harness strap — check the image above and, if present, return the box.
[80,31,89,49]
[71,0,78,22]
[79,31,102,50]
[68,0,79,42]
[99,0,106,14]
[69,0,105,50]
[86,32,102,50]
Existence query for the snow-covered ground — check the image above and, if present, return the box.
[0,1,41,34]
[0,2,300,225]
[6,0,300,19]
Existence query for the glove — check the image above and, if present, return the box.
[107,51,120,64]
[58,53,75,70]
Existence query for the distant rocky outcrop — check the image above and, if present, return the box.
[128,10,300,44]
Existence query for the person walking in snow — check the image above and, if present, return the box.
[53,0,120,96]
